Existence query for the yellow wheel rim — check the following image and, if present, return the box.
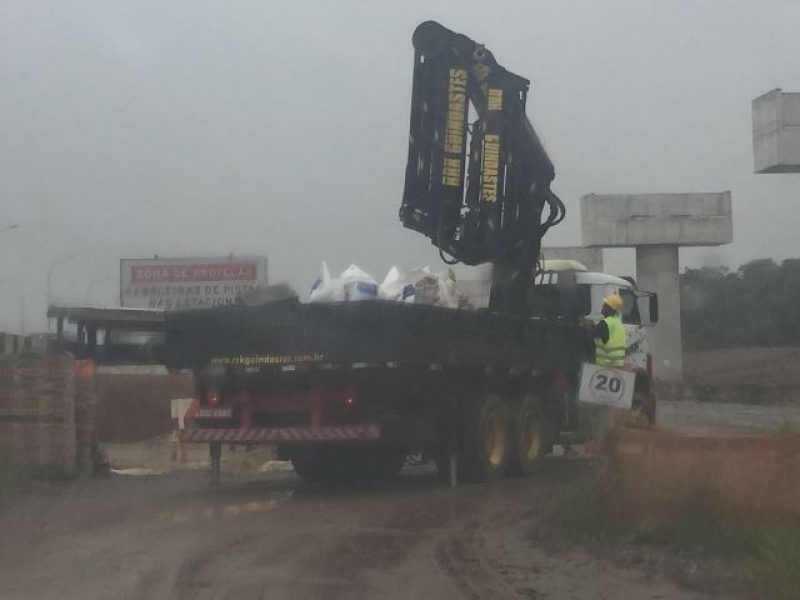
[483,411,506,466]
[521,408,541,461]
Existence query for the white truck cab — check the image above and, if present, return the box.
[531,260,659,371]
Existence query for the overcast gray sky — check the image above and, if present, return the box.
[2,0,800,332]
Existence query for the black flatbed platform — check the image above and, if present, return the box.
[163,299,589,373]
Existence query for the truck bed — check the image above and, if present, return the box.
[163,299,589,372]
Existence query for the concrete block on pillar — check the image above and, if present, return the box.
[581,192,732,247]
[541,246,604,272]
[753,89,800,174]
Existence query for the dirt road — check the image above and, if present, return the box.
[1,461,716,600]
[6,393,794,599]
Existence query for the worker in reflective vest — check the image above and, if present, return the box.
[591,293,626,367]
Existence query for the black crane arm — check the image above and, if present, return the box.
[400,21,566,313]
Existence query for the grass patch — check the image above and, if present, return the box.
[745,524,800,599]
[556,461,800,599]
[777,419,800,434]
[556,462,619,542]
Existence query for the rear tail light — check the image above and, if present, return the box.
[206,390,221,406]
[344,395,356,409]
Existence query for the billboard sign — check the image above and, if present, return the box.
[120,257,268,310]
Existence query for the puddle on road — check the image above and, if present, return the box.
[158,493,291,523]
[111,468,166,476]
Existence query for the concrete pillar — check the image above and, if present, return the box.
[636,245,681,381]
[582,192,732,383]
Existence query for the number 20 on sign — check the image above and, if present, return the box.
[577,362,635,409]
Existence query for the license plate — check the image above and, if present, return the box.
[196,408,233,419]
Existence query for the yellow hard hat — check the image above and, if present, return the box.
[603,293,623,312]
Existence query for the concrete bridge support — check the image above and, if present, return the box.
[581,192,732,381]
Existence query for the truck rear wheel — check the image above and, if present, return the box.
[292,444,405,484]
[333,444,405,483]
[291,447,330,483]
[458,393,510,483]
[507,392,554,477]
[366,444,406,481]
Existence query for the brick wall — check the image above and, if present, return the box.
[0,353,77,476]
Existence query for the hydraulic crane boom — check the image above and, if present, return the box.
[400,21,565,314]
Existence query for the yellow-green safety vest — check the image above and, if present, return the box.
[595,314,626,367]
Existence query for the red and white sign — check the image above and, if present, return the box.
[121,257,268,310]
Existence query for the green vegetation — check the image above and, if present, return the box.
[556,463,617,542]
[747,525,800,599]
[557,463,800,599]
[777,419,800,434]
[681,258,800,350]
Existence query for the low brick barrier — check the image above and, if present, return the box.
[0,353,77,476]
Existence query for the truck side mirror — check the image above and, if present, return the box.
[649,295,659,324]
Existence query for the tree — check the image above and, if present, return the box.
[680,259,800,349]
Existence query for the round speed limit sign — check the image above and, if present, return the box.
[578,363,635,409]
[590,369,625,399]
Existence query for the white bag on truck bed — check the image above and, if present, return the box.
[380,266,458,308]
[309,262,344,303]
[309,263,379,303]
[340,265,379,301]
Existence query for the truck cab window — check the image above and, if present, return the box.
[620,289,641,325]
[529,284,591,319]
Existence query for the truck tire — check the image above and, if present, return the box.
[292,445,404,484]
[458,393,510,483]
[335,444,405,483]
[291,448,330,483]
[372,444,406,480]
[507,392,554,477]
[433,447,456,484]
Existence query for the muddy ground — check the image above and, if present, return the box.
[1,459,730,600]
[2,398,796,599]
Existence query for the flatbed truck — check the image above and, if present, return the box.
[163,22,658,486]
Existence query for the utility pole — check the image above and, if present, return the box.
[47,254,76,306]
[47,255,75,331]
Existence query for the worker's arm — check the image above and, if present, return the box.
[588,319,609,344]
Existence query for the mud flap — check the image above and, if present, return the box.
[447,393,458,488]
[210,442,222,489]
